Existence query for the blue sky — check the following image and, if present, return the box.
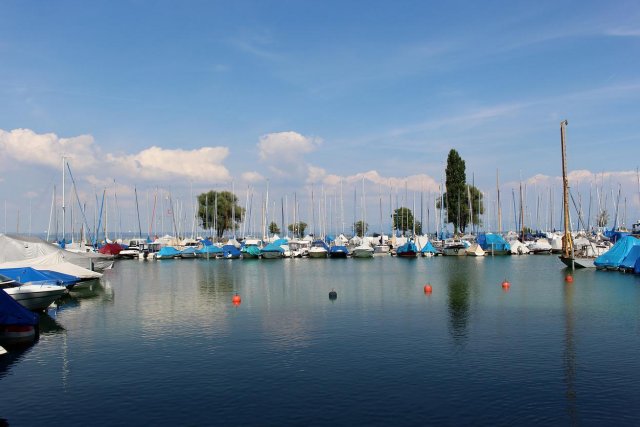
[1,1,639,235]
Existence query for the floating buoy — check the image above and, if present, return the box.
[329,289,337,300]
[423,284,433,294]
[565,275,574,283]
[501,280,511,290]
[232,294,242,305]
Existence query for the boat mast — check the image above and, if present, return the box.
[561,120,574,261]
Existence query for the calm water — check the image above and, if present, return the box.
[2,255,640,426]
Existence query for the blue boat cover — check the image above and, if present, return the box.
[222,245,241,257]
[477,233,510,251]
[180,247,198,255]
[421,241,437,253]
[620,245,640,270]
[201,238,213,247]
[397,241,418,255]
[329,245,349,254]
[0,289,39,326]
[595,236,640,268]
[262,242,284,253]
[0,267,77,286]
[40,270,80,286]
[198,245,222,255]
[635,257,640,274]
[157,246,181,258]
[311,240,330,251]
[272,238,288,246]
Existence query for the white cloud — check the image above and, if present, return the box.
[0,128,231,183]
[316,170,440,193]
[257,131,322,180]
[241,171,265,183]
[106,146,231,182]
[0,128,99,170]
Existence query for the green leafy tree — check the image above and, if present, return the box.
[444,149,467,233]
[268,221,280,235]
[197,191,245,239]
[392,207,422,235]
[288,221,307,238]
[353,220,368,237]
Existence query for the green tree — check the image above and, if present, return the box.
[197,191,245,239]
[392,207,422,235]
[353,220,368,237]
[288,221,307,238]
[444,149,467,233]
[268,221,280,235]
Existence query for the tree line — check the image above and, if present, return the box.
[196,149,482,239]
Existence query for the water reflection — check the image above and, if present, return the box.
[0,340,37,380]
[39,312,65,335]
[446,261,471,344]
[563,281,578,426]
[54,279,112,313]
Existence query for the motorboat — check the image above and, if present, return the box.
[465,243,485,256]
[441,239,468,256]
[527,238,552,254]
[288,240,310,258]
[308,240,329,258]
[396,240,418,257]
[352,243,374,258]
[0,274,67,311]
[329,245,350,258]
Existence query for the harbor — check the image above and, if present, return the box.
[2,255,640,425]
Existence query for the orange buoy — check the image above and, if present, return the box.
[232,294,242,305]
[501,280,511,290]
[423,284,433,294]
[565,275,574,283]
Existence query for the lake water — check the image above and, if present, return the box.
[2,255,640,426]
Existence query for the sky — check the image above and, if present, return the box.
[0,0,639,237]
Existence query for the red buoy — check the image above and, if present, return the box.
[565,275,574,283]
[232,294,242,305]
[423,284,433,294]
[501,280,511,290]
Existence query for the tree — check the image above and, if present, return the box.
[392,207,422,235]
[197,191,245,239]
[597,209,609,228]
[353,220,368,237]
[445,149,467,233]
[288,221,307,238]
[268,221,280,235]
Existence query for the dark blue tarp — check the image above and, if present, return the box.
[311,240,330,251]
[329,245,349,255]
[0,289,39,326]
[595,236,640,269]
[635,257,640,274]
[222,245,241,258]
[477,233,510,251]
[397,241,418,255]
[620,246,640,270]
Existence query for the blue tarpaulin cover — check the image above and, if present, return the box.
[222,245,241,257]
[0,267,58,285]
[198,245,222,255]
[421,241,437,253]
[0,289,39,326]
[397,241,418,255]
[620,246,640,270]
[477,233,510,251]
[595,236,640,269]
[262,242,284,253]
[156,246,181,258]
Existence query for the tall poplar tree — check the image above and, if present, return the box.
[445,149,467,233]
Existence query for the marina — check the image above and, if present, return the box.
[2,255,640,425]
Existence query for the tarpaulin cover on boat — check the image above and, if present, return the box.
[156,247,181,258]
[222,245,241,257]
[0,288,39,326]
[635,257,640,274]
[620,246,640,270]
[262,242,284,253]
[99,243,122,256]
[197,245,222,255]
[594,236,640,269]
[0,252,101,280]
[0,267,58,285]
[421,241,437,254]
[477,233,510,251]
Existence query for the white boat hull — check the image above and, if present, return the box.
[308,248,328,258]
[5,284,67,311]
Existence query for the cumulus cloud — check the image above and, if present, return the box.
[106,146,230,182]
[241,171,265,183]
[0,128,99,170]
[0,128,231,183]
[319,170,440,193]
[257,131,321,179]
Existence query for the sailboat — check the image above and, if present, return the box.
[558,120,596,269]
